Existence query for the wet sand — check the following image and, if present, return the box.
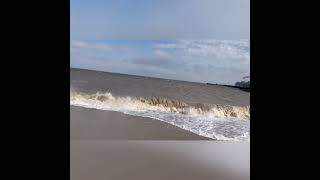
[71,105,210,140]
[71,141,250,180]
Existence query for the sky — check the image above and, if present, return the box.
[71,0,250,85]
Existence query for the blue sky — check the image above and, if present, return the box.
[71,0,250,85]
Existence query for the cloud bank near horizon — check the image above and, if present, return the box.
[70,39,250,85]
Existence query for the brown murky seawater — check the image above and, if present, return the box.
[70,68,249,106]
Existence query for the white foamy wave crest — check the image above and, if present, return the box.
[70,92,250,141]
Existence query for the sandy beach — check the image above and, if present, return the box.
[70,106,250,180]
[70,106,249,180]
[71,141,250,180]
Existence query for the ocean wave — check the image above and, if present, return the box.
[70,91,250,141]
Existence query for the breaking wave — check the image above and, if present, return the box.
[70,91,250,141]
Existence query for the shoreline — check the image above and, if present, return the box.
[71,105,211,140]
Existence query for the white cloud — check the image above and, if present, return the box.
[71,40,89,49]
[71,39,250,85]
[71,40,113,52]
[154,39,250,60]
[94,43,113,51]
[154,49,172,59]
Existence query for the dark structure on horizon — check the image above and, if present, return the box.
[234,76,250,91]
[206,76,250,92]
[235,81,250,89]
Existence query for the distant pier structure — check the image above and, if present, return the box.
[206,76,250,92]
[235,76,250,89]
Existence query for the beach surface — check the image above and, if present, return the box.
[71,141,250,180]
